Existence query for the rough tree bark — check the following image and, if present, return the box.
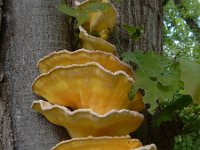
[111,0,163,53]
[109,1,177,150]
[0,0,169,150]
[0,0,72,149]
[0,1,14,150]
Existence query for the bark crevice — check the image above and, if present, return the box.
[0,0,5,36]
[0,0,15,149]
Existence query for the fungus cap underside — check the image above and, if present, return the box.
[32,100,144,138]
[32,62,141,114]
[52,136,142,150]
[76,0,117,40]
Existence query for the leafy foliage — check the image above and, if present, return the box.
[123,25,143,41]
[154,95,192,126]
[164,0,200,148]
[57,0,110,26]
[180,58,200,104]
[173,103,200,149]
[122,51,181,113]
[181,104,200,133]
[163,0,200,59]
[174,131,200,150]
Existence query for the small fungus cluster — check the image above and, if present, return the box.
[31,0,157,149]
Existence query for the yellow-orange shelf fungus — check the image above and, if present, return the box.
[32,62,140,114]
[51,136,142,150]
[89,2,117,40]
[76,0,117,40]
[128,91,145,112]
[132,144,157,150]
[32,100,144,138]
[75,0,102,32]
[79,26,117,55]
[37,49,133,76]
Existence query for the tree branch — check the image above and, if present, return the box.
[173,0,200,42]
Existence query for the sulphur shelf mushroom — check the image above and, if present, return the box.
[52,136,142,150]
[51,136,157,150]
[32,62,143,114]
[128,90,145,112]
[79,26,117,55]
[32,100,144,138]
[37,49,133,76]
[76,0,117,40]
[133,144,157,150]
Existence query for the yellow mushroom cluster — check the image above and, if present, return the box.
[31,0,157,149]
[77,0,117,54]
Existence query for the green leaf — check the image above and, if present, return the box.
[57,0,77,17]
[57,0,87,25]
[154,95,192,126]
[79,1,110,12]
[185,119,200,132]
[77,2,110,26]
[76,13,89,26]
[57,0,110,26]
[122,51,181,113]
[123,25,144,41]
[180,58,200,104]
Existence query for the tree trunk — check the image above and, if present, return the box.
[0,0,166,150]
[108,1,179,150]
[110,0,163,53]
[0,0,72,149]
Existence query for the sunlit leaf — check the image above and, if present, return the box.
[57,0,77,17]
[57,0,110,26]
[79,1,110,12]
[180,58,200,104]
[122,51,181,113]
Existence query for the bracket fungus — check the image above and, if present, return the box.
[79,26,117,55]
[76,0,117,40]
[52,136,142,150]
[32,100,144,138]
[128,91,145,112]
[32,62,143,114]
[37,49,133,76]
[31,0,156,149]
[133,144,157,150]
